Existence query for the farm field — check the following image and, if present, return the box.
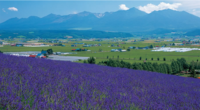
[1,54,200,109]
[68,50,200,64]
[1,41,200,64]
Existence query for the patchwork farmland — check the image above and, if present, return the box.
[1,40,200,64]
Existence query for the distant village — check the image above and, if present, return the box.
[1,36,200,57]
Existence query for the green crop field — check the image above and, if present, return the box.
[1,40,200,64]
[73,50,200,64]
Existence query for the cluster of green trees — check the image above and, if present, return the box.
[46,49,53,54]
[98,58,198,78]
[84,57,95,64]
[41,49,53,58]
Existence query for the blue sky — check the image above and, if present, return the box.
[1,0,200,23]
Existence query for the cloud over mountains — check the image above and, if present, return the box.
[119,4,129,10]
[138,2,182,13]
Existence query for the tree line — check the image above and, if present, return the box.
[85,57,198,78]
[0,30,133,39]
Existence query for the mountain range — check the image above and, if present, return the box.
[1,7,200,32]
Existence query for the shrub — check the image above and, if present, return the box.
[87,57,95,64]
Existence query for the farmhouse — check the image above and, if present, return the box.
[111,44,115,47]
[36,53,44,58]
[76,48,81,51]
[2,42,10,45]
[71,49,76,51]
[137,47,147,49]
[128,46,136,49]
[53,44,64,46]
[118,49,122,51]
[56,52,61,55]
[111,49,118,52]
[29,55,37,58]
[81,48,87,51]
[174,43,183,46]
[71,45,77,47]
[121,50,126,52]
[41,50,48,55]
[83,45,90,47]
[16,44,24,47]
[11,44,16,46]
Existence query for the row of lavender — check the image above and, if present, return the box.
[0,54,200,109]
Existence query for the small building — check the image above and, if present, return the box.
[111,49,119,52]
[71,49,76,51]
[83,45,90,47]
[144,46,149,49]
[56,52,61,55]
[121,50,126,52]
[118,49,122,52]
[111,49,115,52]
[54,44,63,46]
[175,43,183,46]
[11,44,16,46]
[3,42,10,45]
[76,48,81,51]
[41,50,48,55]
[137,47,145,49]
[41,56,46,58]
[16,44,24,47]
[71,45,77,47]
[36,53,44,58]
[129,46,136,49]
[128,46,133,49]
[29,55,37,58]
[81,48,87,51]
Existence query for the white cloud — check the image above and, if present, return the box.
[2,8,6,12]
[171,0,200,17]
[73,11,78,14]
[8,7,18,11]
[191,9,200,17]
[119,4,129,10]
[138,2,182,13]
[173,0,200,9]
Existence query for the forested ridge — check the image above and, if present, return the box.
[0,30,133,39]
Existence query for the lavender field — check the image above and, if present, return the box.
[0,54,200,110]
